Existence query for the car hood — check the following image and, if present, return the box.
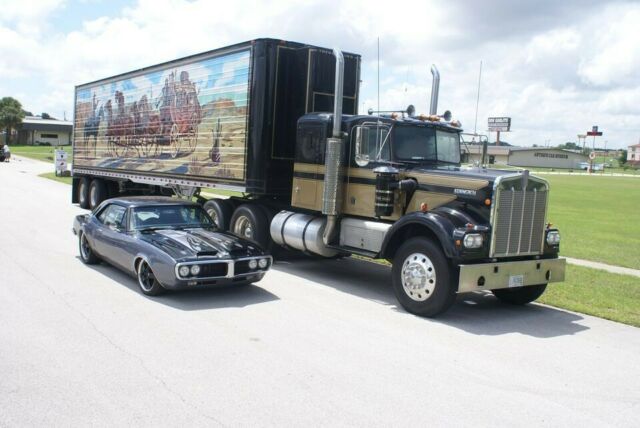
[138,228,263,260]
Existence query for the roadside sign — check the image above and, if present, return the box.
[488,117,511,132]
[586,125,603,136]
[55,150,68,176]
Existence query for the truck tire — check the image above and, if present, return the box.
[78,177,91,209]
[78,232,100,265]
[492,284,547,305]
[203,199,233,230]
[230,204,270,250]
[391,237,456,317]
[89,179,107,210]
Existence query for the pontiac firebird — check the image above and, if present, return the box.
[72,197,272,295]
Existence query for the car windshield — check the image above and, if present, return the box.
[131,205,214,230]
[393,126,460,164]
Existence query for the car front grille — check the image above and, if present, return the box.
[490,175,548,257]
[197,263,228,278]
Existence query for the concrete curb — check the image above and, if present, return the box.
[565,257,640,278]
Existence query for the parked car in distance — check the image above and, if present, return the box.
[73,197,272,296]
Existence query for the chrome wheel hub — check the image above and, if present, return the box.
[207,209,219,227]
[80,235,90,260]
[401,252,436,301]
[234,216,253,239]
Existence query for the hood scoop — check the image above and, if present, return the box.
[197,250,219,257]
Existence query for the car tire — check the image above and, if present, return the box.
[136,260,165,296]
[229,204,270,249]
[492,284,547,305]
[78,232,100,265]
[391,237,456,317]
[203,198,233,230]
[89,179,107,210]
[78,177,91,209]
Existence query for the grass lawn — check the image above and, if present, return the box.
[545,175,640,270]
[201,188,243,198]
[540,264,640,327]
[39,172,72,185]
[10,144,73,163]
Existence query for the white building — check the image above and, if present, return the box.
[627,143,640,167]
[17,116,73,146]
[508,147,588,169]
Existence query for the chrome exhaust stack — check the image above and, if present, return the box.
[322,48,345,246]
[429,64,440,115]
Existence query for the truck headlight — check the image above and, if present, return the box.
[248,259,258,269]
[178,266,190,277]
[190,264,201,276]
[463,233,483,249]
[546,231,561,245]
[258,258,268,269]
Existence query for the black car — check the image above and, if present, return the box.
[73,197,272,295]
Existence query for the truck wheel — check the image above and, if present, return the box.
[391,237,456,317]
[78,232,100,265]
[89,179,107,209]
[230,204,270,249]
[203,199,233,230]
[492,284,547,305]
[78,177,91,209]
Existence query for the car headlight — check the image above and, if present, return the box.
[190,264,201,276]
[258,258,268,269]
[248,259,258,269]
[546,230,561,245]
[463,233,483,249]
[178,266,190,277]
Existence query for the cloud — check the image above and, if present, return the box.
[1,0,639,148]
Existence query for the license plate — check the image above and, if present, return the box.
[508,274,524,288]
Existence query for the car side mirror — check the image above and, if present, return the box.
[109,224,123,233]
[354,126,370,167]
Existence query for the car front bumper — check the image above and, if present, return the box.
[457,257,566,293]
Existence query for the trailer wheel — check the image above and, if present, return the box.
[492,284,547,305]
[203,199,233,230]
[89,179,107,210]
[78,177,91,209]
[391,237,456,317]
[230,204,270,249]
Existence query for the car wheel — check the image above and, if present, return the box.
[203,198,233,230]
[229,204,270,249]
[136,260,165,296]
[78,177,91,209]
[391,237,456,317]
[492,284,547,305]
[89,179,107,210]
[78,232,100,265]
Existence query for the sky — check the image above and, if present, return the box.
[1,0,639,149]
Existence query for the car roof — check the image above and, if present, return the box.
[104,196,199,208]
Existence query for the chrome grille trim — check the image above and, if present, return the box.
[489,173,549,258]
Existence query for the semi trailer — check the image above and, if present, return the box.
[72,38,566,316]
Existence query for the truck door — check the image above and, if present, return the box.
[343,122,393,217]
[291,123,325,211]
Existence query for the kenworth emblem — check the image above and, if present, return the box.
[454,188,477,196]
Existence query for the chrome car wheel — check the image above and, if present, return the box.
[78,232,99,264]
[233,215,254,239]
[401,252,436,302]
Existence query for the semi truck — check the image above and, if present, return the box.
[72,38,566,316]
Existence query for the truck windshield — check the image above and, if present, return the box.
[393,126,460,164]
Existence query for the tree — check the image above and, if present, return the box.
[619,149,627,166]
[41,112,51,119]
[0,97,25,145]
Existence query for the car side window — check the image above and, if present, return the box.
[97,205,112,224]
[100,205,127,229]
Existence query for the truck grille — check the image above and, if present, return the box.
[490,176,548,257]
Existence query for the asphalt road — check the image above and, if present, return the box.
[1,156,639,427]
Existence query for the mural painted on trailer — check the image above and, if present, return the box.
[74,49,250,180]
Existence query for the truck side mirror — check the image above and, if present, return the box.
[354,126,370,167]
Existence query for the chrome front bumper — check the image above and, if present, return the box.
[457,258,566,293]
